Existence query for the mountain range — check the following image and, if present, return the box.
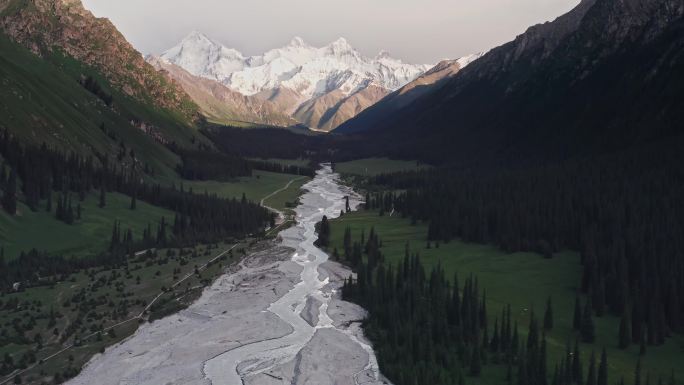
[336,0,684,165]
[157,32,467,131]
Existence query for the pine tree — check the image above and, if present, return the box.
[2,169,17,215]
[619,311,631,349]
[46,191,52,212]
[470,344,482,376]
[639,331,647,356]
[574,295,582,331]
[544,297,554,330]
[586,351,597,385]
[518,351,528,385]
[157,216,167,244]
[572,341,583,384]
[99,185,106,208]
[597,349,608,385]
[581,299,596,342]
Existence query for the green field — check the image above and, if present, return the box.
[262,176,310,214]
[0,170,312,261]
[180,171,309,204]
[328,210,684,384]
[250,158,311,168]
[0,191,174,261]
[334,158,429,176]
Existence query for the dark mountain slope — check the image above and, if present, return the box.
[0,0,211,176]
[0,34,183,176]
[336,0,684,165]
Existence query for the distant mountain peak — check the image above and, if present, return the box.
[160,32,434,131]
[288,36,308,47]
[161,32,430,98]
[325,37,355,54]
[375,50,392,60]
[185,30,211,41]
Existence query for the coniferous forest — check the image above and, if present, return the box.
[0,130,272,290]
[356,136,684,361]
[337,228,672,385]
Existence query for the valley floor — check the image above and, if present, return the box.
[327,209,684,385]
[62,165,389,385]
[0,170,311,384]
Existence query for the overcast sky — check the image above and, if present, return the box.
[82,0,579,64]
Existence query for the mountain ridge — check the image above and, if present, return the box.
[335,0,684,164]
[148,56,297,127]
[0,0,197,119]
[159,32,438,131]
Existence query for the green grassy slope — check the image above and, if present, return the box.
[180,171,307,203]
[0,241,248,384]
[328,210,684,384]
[0,34,189,178]
[0,191,174,261]
[334,158,429,177]
[262,176,309,214]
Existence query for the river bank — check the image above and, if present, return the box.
[67,164,388,385]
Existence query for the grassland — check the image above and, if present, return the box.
[249,158,311,168]
[328,210,684,384]
[0,240,254,384]
[0,192,174,261]
[0,163,313,383]
[180,171,310,206]
[334,158,429,177]
[0,34,195,179]
[262,176,309,212]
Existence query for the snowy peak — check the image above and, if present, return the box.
[161,31,246,82]
[324,37,356,54]
[158,32,447,131]
[160,32,431,98]
[287,36,308,48]
[375,50,392,60]
[455,52,485,68]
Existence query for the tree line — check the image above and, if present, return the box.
[0,130,273,290]
[174,149,315,181]
[334,227,671,385]
[361,137,684,350]
[337,225,681,385]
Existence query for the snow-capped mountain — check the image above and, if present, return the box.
[161,31,431,100]
[158,31,479,131]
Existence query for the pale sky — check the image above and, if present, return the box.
[82,0,579,64]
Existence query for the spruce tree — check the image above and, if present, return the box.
[574,295,582,331]
[581,299,596,343]
[2,169,17,215]
[597,348,608,385]
[586,351,597,385]
[572,340,583,384]
[544,297,554,330]
[619,311,631,349]
[99,185,106,208]
[470,345,482,376]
